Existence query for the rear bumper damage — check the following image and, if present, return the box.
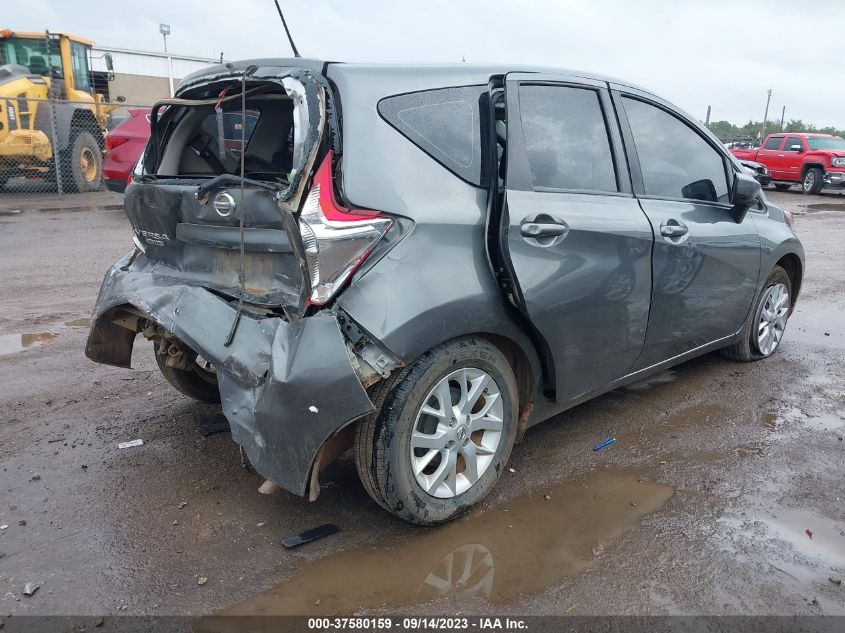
[86,251,376,497]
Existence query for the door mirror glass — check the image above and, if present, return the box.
[730,172,760,221]
[790,144,802,152]
[104,52,114,72]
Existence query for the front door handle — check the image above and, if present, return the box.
[521,222,568,238]
[660,222,688,238]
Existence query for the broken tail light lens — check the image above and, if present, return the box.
[299,151,392,305]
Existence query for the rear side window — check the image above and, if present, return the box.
[785,136,803,151]
[763,136,784,150]
[518,84,617,192]
[622,96,730,204]
[378,86,486,186]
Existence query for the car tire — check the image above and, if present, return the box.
[155,345,221,403]
[802,168,824,195]
[773,183,792,191]
[61,130,103,193]
[354,336,518,525]
[721,265,792,362]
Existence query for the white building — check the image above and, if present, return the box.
[90,45,219,106]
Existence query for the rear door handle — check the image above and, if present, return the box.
[660,222,688,238]
[521,222,568,238]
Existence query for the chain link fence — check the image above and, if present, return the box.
[0,96,150,195]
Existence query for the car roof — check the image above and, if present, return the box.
[181,57,656,98]
[773,132,837,138]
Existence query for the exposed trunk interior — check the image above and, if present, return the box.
[125,74,324,315]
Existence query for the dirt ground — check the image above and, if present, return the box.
[0,189,843,618]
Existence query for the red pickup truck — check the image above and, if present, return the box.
[731,133,845,194]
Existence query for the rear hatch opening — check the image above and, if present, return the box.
[143,75,315,195]
[124,71,324,317]
[124,68,394,320]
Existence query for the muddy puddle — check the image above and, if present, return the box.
[0,332,57,356]
[221,470,673,616]
[0,319,91,357]
[801,202,845,212]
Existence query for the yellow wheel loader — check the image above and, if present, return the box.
[0,29,114,192]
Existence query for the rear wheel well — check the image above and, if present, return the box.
[776,254,802,305]
[474,332,536,440]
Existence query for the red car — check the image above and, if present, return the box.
[104,108,151,193]
[731,132,845,194]
[104,108,261,192]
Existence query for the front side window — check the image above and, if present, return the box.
[622,96,729,203]
[0,37,61,75]
[71,42,91,93]
[763,136,784,150]
[518,84,617,192]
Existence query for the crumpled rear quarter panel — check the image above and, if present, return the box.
[86,252,374,496]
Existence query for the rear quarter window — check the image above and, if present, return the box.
[378,85,487,186]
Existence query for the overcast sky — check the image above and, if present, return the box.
[11,0,845,128]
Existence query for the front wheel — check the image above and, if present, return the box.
[802,168,824,195]
[354,337,518,525]
[721,265,792,362]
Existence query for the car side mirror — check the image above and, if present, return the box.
[730,172,761,223]
[104,53,114,72]
[790,144,802,152]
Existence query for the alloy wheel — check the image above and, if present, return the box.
[803,171,815,193]
[410,367,503,498]
[756,282,790,355]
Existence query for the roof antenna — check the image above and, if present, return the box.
[273,0,301,57]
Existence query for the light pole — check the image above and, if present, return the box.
[759,89,772,141]
[160,23,170,53]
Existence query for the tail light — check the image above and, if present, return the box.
[299,151,392,305]
[106,136,129,151]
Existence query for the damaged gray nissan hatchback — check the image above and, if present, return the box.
[87,60,804,524]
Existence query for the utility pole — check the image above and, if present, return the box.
[705,105,711,127]
[779,105,786,131]
[760,89,772,141]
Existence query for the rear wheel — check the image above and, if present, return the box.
[61,130,103,193]
[155,343,221,403]
[802,168,824,195]
[354,337,518,525]
[773,183,792,191]
[721,265,792,362]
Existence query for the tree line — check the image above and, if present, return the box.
[708,119,845,142]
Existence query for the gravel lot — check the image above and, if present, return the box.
[0,189,843,617]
